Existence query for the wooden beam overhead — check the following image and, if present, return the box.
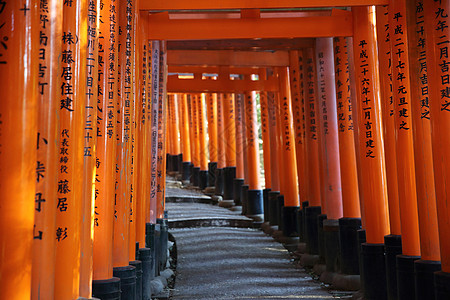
[167,76,279,93]
[168,10,331,20]
[167,38,315,51]
[167,50,290,67]
[168,66,266,75]
[147,12,353,40]
[141,0,389,11]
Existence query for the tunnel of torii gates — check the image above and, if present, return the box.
[3,0,450,300]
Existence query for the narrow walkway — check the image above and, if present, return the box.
[166,187,342,299]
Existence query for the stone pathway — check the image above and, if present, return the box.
[167,196,342,299]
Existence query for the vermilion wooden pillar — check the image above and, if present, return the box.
[80,0,99,297]
[92,0,120,296]
[166,92,180,173]
[171,93,181,171]
[303,48,322,208]
[191,93,201,186]
[346,36,366,226]
[406,1,441,299]
[31,1,62,299]
[390,0,421,251]
[333,36,363,276]
[276,67,300,236]
[271,83,286,226]
[315,38,344,275]
[112,2,136,297]
[424,1,450,298]
[166,96,174,168]
[206,92,218,186]
[274,90,285,197]
[234,93,246,206]
[129,0,139,264]
[375,7,403,298]
[315,38,343,220]
[149,40,160,223]
[149,40,160,224]
[156,41,169,276]
[54,1,87,299]
[222,93,237,201]
[0,1,38,298]
[376,4,402,233]
[188,95,197,183]
[135,11,148,250]
[388,2,422,297]
[333,38,360,219]
[259,81,273,222]
[260,90,272,190]
[288,51,308,207]
[215,93,226,195]
[242,92,249,189]
[156,40,168,220]
[352,6,390,300]
[113,0,132,268]
[267,90,282,226]
[302,48,323,255]
[244,90,264,220]
[198,93,209,189]
[180,94,192,180]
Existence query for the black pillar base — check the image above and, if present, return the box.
[297,201,309,242]
[338,217,362,275]
[414,259,441,300]
[157,218,168,272]
[263,188,271,222]
[361,243,388,300]
[276,195,285,231]
[357,229,366,282]
[268,191,280,226]
[92,277,121,300]
[240,184,249,215]
[208,162,217,187]
[130,260,143,300]
[397,254,420,300]
[215,168,224,196]
[192,167,200,186]
[166,153,171,171]
[223,166,236,200]
[138,248,153,300]
[282,206,299,237]
[384,234,402,300]
[435,271,450,300]
[323,219,340,273]
[173,154,182,172]
[233,178,244,206]
[281,206,299,237]
[177,153,183,172]
[145,223,154,249]
[145,223,157,277]
[113,265,136,300]
[189,163,194,183]
[247,189,263,219]
[135,242,140,263]
[317,214,327,261]
[154,224,161,275]
[304,206,322,254]
[182,162,192,181]
[199,170,208,189]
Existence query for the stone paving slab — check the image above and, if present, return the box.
[170,227,336,300]
[166,187,212,203]
[166,202,253,229]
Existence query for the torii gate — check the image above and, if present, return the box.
[1,1,449,300]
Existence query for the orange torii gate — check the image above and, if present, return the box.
[3,1,450,300]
